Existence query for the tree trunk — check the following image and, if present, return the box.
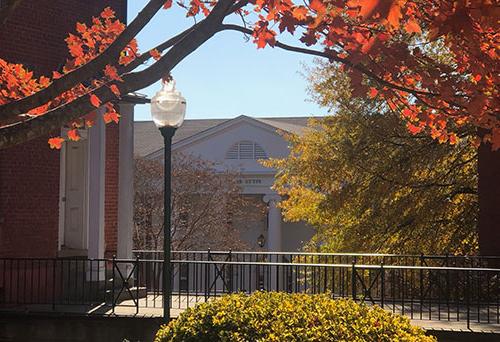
[478,141,500,258]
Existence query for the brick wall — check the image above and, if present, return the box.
[0,0,126,258]
[0,137,61,257]
[105,123,120,258]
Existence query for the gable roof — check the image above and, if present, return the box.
[134,115,311,158]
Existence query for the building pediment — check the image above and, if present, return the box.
[144,116,305,167]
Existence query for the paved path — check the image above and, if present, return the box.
[2,294,500,334]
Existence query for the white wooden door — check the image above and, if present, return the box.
[64,140,87,250]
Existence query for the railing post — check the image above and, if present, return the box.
[205,249,210,300]
[112,255,116,314]
[380,262,385,309]
[228,249,233,293]
[351,261,357,301]
[466,269,470,330]
[135,255,140,315]
[419,254,424,320]
[52,259,56,311]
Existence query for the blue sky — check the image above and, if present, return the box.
[127,1,327,121]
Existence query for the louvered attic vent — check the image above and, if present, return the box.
[225,141,268,160]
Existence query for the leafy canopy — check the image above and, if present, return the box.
[264,61,478,254]
[0,0,497,150]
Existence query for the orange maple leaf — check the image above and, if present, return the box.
[347,0,380,20]
[407,122,423,135]
[368,87,378,98]
[448,133,459,145]
[90,94,102,107]
[163,0,173,9]
[67,129,81,141]
[104,65,123,82]
[150,49,162,61]
[404,19,421,34]
[101,7,115,19]
[103,104,120,124]
[387,1,402,29]
[292,6,308,21]
[103,110,120,124]
[110,84,121,97]
[48,137,64,149]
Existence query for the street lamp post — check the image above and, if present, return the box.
[257,234,265,290]
[151,79,186,322]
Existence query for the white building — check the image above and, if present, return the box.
[134,115,315,252]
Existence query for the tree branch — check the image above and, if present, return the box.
[221,24,438,98]
[0,0,235,149]
[0,0,165,121]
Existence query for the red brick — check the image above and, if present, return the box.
[105,123,120,258]
[0,0,126,258]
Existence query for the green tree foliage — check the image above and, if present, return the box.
[265,63,478,255]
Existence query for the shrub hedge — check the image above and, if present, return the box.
[155,292,435,341]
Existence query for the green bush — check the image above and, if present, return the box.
[155,292,435,341]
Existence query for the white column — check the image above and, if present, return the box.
[263,194,282,252]
[117,104,134,262]
[87,114,106,279]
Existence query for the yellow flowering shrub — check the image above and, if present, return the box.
[155,292,435,341]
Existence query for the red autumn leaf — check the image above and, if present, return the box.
[69,43,84,58]
[448,133,458,145]
[347,0,380,19]
[253,22,276,49]
[104,65,123,82]
[404,19,421,34]
[110,84,121,97]
[387,2,402,29]
[103,103,120,124]
[28,104,50,116]
[292,6,308,21]
[48,137,64,149]
[76,22,87,34]
[407,122,423,135]
[39,76,51,88]
[163,0,173,9]
[52,71,63,79]
[67,129,81,141]
[309,0,326,15]
[90,94,102,108]
[402,107,416,120]
[368,87,378,98]
[150,49,162,61]
[103,110,120,124]
[101,7,115,19]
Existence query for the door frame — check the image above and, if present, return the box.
[58,129,89,254]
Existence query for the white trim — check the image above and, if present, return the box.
[57,142,66,251]
[145,115,286,159]
[87,116,106,260]
[58,130,89,252]
[117,103,135,261]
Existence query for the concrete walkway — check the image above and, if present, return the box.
[2,294,500,335]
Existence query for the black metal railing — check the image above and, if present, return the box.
[1,255,500,329]
[135,250,500,268]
